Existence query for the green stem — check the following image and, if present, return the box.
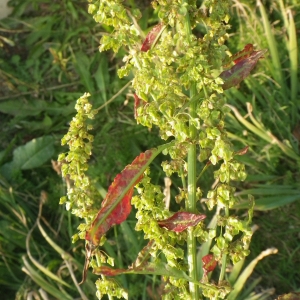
[184,5,199,298]
[219,206,229,283]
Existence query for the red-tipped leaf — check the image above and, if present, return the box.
[157,212,206,232]
[86,150,154,246]
[220,48,267,90]
[141,23,164,52]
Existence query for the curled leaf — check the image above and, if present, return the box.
[234,146,249,156]
[220,48,267,90]
[86,150,154,246]
[202,254,217,276]
[157,212,206,232]
[141,23,164,52]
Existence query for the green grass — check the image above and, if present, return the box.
[0,0,299,299]
[248,202,300,297]
[226,0,300,297]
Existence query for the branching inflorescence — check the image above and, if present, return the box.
[59,0,266,299]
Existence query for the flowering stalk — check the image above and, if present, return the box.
[57,0,263,299]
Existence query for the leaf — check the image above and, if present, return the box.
[220,49,268,90]
[80,143,175,284]
[94,261,191,280]
[141,23,164,52]
[0,99,47,116]
[93,266,126,277]
[235,185,300,211]
[234,146,249,156]
[86,150,155,246]
[227,248,278,300]
[12,136,55,170]
[232,44,254,65]
[93,53,109,107]
[74,52,95,92]
[234,194,300,211]
[223,44,254,68]
[202,254,217,276]
[157,212,206,232]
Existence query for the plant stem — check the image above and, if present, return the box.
[184,5,199,297]
[219,206,229,283]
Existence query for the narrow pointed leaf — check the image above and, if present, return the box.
[80,143,175,284]
[220,49,267,90]
[94,261,191,281]
[157,212,206,232]
[227,248,278,300]
[141,23,164,52]
[86,150,155,246]
[94,266,127,276]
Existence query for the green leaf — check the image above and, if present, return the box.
[22,256,73,300]
[12,136,55,170]
[227,248,278,300]
[235,194,300,211]
[94,54,109,102]
[74,52,95,92]
[0,99,47,116]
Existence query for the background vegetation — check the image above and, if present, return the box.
[0,0,299,299]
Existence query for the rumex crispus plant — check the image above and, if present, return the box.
[59,1,267,299]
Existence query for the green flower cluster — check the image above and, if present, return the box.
[58,93,99,241]
[132,174,186,269]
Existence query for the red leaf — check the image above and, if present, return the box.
[141,23,164,52]
[220,48,267,90]
[222,44,254,69]
[235,146,249,156]
[86,150,154,246]
[134,93,146,119]
[157,212,206,232]
[202,254,217,275]
[94,266,127,277]
[232,44,254,64]
[94,261,190,279]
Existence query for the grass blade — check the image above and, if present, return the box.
[22,256,73,300]
[257,0,285,94]
[227,248,278,300]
